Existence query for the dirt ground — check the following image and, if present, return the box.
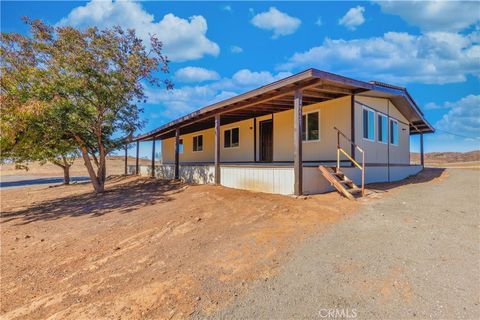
[1,175,357,319]
[212,168,480,319]
[1,168,476,319]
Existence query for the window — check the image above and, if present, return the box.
[302,111,320,141]
[178,139,184,154]
[363,108,375,141]
[377,114,388,143]
[224,127,239,148]
[193,135,203,152]
[390,119,399,145]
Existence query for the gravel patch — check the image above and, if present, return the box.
[205,169,480,319]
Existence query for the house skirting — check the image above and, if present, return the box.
[128,163,423,195]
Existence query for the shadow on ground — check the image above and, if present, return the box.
[0,176,90,189]
[1,177,186,225]
[367,167,446,193]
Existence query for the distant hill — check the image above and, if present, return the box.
[411,150,480,164]
[1,156,152,177]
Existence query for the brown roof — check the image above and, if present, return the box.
[135,68,433,141]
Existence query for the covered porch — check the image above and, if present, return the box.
[130,69,433,196]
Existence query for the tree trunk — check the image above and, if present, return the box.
[75,135,104,193]
[96,126,107,190]
[60,155,71,185]
[51,157,71,185]
[63,165,70,185]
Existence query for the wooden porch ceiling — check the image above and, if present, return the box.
[146,79,364,140]
[136,68,434,141]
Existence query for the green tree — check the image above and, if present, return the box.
[1,18,171,192]
[0,96,79,184]
[0,30,78,184]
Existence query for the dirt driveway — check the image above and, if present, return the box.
[211,168,480,319]
[1,176,356,319]
[1,169,477,319]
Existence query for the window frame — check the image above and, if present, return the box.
[362,106,376,142]
[223,127,240,149]
[302,109,321,143]
[390,119,399,146]
[377,113,388,144]
[192,134,203,152]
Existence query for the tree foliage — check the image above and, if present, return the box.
[1,18,171,192]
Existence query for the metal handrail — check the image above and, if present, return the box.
[333,126,365,196]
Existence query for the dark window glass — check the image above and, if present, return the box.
[224,128,239,148]
[363,109,374,140]
[193,135,203,151]
[390,120,398,145]
[231,128,239,147]
[224,130,231,148]
[363,110,368,139]
[308,112,319,140]
[302,114,307,141]
[198,135,203,151]
[378,115,387,143]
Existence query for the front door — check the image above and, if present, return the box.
[259,119,273,162]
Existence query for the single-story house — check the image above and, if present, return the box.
[129,69,433,197]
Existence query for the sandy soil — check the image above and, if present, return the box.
[1,176,356,319]
[212,168,479,319]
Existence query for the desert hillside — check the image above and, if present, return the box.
[0,156,151,177]
[411,150,480,164]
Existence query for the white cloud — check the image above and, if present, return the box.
[376,0,480,32]
[174,67,220,83]
[223,5,232,12]
[145,69,292,120]
[338,6,365,31]
[434,95,480,139]
[57,0,219,62]
[279,30,480,85]
[250,7,301,38]
[315,17,323,27]
[231,69,292,87]
[230,45,243,53]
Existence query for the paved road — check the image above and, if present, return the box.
[0,175,90,189]
[207,169,480,320]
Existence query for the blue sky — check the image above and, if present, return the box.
[2,0,479,158]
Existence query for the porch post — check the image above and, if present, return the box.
[420,133,425,167]
[135,140,139,175]
[253,117,257,162]
[151,137,156,178]
[124,143,128,175]
[293,89,303,196]
[174,128,180,179]
[351,95,356,160]
[214,114,221,184]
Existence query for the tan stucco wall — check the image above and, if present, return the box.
[162,127,215,163]
[271,96,351,161]
[161,95,410,165]
[162,118,255,163]
[354,96,410,164]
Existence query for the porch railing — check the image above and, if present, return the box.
[334,126,365,196]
